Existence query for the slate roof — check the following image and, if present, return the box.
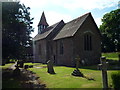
[53,13,90,40]
[33,20,63,41]
[38,12,49,26]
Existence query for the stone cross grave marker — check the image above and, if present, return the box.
[71,55,84,77]
[47,60,55,74]
[75,55,80,70]
[100,56,108,89]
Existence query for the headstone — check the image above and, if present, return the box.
[100,56,108,88]
[71,55,84,77]
[75,55,80,70]
[47,60,55,74]
[24,65,29,69]
[19,60,24,68]
[29,65,33,68]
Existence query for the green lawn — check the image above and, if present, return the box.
[0,63,14,69]
[24,62,47,67]
[1,63,22,88]
[102,52,120,60]
[1,59,119,88]
[28,63,118,88]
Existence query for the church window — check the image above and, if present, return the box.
[59,41,64,55]
[84,34,92,51]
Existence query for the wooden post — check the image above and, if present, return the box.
[101,56,108,89]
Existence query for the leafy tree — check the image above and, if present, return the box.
[100,9,120,52]
[2,1,34,63]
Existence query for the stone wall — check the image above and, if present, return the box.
[73,14,101,65]
[54,38,74,66]
[53,15,101,66]
[33,39,47,63]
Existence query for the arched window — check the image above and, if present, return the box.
[84,34,92,51]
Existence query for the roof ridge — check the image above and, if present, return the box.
[48,20,63,28]
[78,12,91,18]
[42,20,63,33]
[66,12,91,24]
[71,12,90,36]
[33,20,64,41]
[53,12,91,40]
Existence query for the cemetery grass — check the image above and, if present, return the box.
[102,52,120,60]
[0,63,14,69]
[1,63,22,88]
[28,63,118,88]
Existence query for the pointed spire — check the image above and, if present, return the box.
[38,11,49,26]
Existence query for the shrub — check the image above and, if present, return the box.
[111,71,120,89]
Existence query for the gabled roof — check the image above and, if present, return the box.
[53,13,90,40]
[38,12,49,26]
[33,20,64,41]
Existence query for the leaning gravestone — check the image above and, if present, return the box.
[71,55,84,77]
[47,60,55,74]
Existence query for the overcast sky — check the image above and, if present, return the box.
[20,0,119,37]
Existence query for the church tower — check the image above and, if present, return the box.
[38,12,49,34]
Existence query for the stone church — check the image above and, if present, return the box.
[33,12,101,66]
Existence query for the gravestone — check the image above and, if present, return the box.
[24,65,29,69]
[100,56,108,89]
[19,60,24,68]
[71,56,84,77]
[29,65,33,68]
[47,60,55,74]
[16,60,24,68]
[76,55,80,70]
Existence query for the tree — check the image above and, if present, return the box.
[2,1,34,63]
[100,9,120,52]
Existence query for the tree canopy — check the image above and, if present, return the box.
[99,9,120,52]
[2,1,34,63]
